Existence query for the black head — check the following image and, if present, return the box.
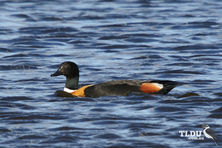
[51,61,79,78]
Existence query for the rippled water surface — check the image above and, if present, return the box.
[1,0,222,147]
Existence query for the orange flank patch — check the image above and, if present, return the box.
[71,85,92,97]
[140,83,163,93]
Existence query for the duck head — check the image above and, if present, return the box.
[51,61,79,90]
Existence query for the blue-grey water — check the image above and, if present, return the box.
[0,0,222,147]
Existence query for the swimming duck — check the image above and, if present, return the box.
[51,61,179,98]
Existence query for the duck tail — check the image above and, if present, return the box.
[149,80,182,94]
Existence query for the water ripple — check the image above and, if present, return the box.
[0,0,222,147]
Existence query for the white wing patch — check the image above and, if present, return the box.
[152,83,164,89]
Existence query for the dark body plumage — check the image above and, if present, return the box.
[84,80,178,97]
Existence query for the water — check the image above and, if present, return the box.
[0,0,222,147]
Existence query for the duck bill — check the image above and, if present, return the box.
[51,70,62,77]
